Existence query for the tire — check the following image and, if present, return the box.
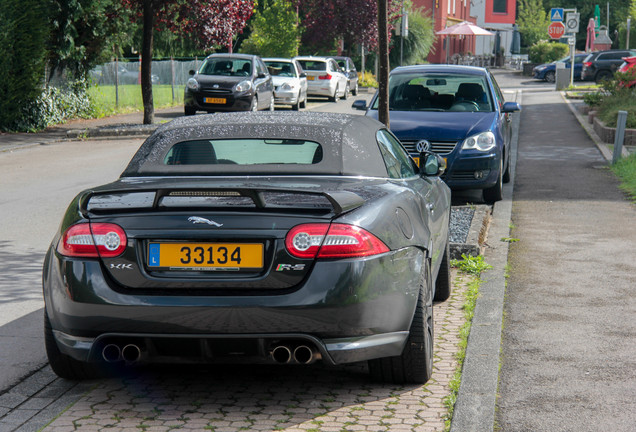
[44,312,103,380]
[352,82,359,96]
[341,83,350,100]
[595,70,613,83]
[250,96,258,111]
[330,85,338,102]
[300,93,307,109]
[368,260,434,384]
[483,159,503,203]
[184,106,196,116]
[544,70,555,83]
[434,239,452,302]
[269,96,275,111]
[502,153,511,183]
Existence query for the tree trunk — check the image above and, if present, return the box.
[377,0,390,128]
[141,0,154,124]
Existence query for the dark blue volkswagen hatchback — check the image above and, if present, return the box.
[354,65,520,202]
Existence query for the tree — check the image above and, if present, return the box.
[119,0,255,124]
[299,0,400,55]
[48,0,125,82]
[389,7,435,67]
[517,0,550,48]
[241,0,301,57]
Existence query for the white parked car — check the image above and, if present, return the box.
[294,56,349,102]
[264,58,308,110]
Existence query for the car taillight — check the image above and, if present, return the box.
[583,61,592,68]
[285,223,389,259]
[57,223,127,258]
[318,74,332,80]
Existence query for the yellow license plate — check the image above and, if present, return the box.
[307,76,315,81]
[413,157,447,167]
[204,97,226,104]
[148,242,263,270]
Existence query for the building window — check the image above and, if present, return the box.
[493,0,507,13]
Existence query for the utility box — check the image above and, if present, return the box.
[555,62,569,90]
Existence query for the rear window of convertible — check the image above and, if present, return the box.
[164,139,323,165]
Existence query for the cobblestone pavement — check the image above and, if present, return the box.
[0,270,471,432]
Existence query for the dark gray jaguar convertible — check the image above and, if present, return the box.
[43,112,451,384]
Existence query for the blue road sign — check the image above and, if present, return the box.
[550,8,564,22]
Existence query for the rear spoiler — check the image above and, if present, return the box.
[79,188,366,218]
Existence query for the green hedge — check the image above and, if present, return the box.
[0,0,48,131]
[528,41,569,64]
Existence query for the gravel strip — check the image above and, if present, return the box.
[450,206,475,244]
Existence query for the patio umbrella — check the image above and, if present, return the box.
[586,18,596,52]
[436,21,494,36]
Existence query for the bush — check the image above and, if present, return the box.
[528,41,569,63]
[358,71,378,88]
[8,81,93,132]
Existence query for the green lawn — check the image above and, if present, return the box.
[88,84,185,117]
[611,153,636,202]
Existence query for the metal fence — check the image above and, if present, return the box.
[88,59,202,86]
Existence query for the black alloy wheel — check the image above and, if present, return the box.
[368,260,434,384]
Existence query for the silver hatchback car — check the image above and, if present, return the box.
[294,56,349,102]
[264,58,308,110]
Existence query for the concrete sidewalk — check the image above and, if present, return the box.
[494,83,636,431]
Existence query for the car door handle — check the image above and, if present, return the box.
[426,203,434,212]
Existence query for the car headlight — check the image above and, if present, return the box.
[281,82,295,91]
[234,80,252,92]
[462,131,496,151]
[186,78,199,91]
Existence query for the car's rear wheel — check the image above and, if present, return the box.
[483,159,504,203]
[352,82,359,96]
[544,70,555,83]
[341,83,350,100]
[368,260,434,384]
[595,70,613,83]
[300,93,307,109]
[250,96,258,111]
[434,239,452,302]
[330,85,339,102]
[44,312,103,380]
[269,96,275,111]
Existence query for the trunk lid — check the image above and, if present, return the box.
[81,177,369,293]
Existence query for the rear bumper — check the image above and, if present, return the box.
[44,246,423,365]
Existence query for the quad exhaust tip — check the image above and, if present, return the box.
[271,343,317,364]
[101,343,141,364]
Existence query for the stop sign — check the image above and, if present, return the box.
[548,22,566,39]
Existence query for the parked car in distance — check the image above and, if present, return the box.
[294,56,349,102]
[353,64,521,203]
[532,53,588,83]
[263,58,308,110]
[331,56,359,95]
[617,56,636,88]
[42,111,452,384]
[184,53,274,115]
[581,49,636,83]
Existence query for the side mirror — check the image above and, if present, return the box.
[258,72,267,79]
[352,100,367,110]
[300,72,307,78]
[502,102,521,113]
[419,151,446,177]
[189,70,196,76]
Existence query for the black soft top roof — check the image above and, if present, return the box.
[121,112,390,178]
